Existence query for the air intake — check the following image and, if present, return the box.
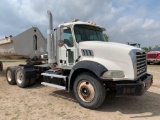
[81,49,94,56]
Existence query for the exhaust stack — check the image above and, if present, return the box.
[47,10,56,69]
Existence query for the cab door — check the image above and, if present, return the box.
[56,27,76,68]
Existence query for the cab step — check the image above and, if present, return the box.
[41,73,67,80]
[41,82,65,90]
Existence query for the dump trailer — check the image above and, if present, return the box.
[5,11,153,109]
[0,27,47,71]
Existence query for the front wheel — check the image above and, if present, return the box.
[73,72,106,109]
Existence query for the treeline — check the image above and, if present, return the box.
[142,45,160,52]
[104,33,109,42]
[141,47,152,52]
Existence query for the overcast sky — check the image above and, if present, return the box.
[0,0,160,47]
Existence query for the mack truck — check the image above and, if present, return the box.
[5,11,153,109]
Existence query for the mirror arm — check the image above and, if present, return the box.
[63,44,67,49]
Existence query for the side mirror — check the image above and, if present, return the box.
[58,40,64,47]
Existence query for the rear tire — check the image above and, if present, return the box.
[73,72,106,109]
[15,67,29,88]
[6,67,16,85]
[0,61,3,71]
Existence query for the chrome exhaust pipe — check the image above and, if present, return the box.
[47,10,56,70]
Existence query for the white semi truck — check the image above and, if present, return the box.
[5,11,153,109]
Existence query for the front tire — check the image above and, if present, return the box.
[73,72,106,109]
[15,67,29,88]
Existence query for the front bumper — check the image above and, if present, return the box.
[147,59,160,63]
[116,74,153,96]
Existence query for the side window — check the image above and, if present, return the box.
[63,28,74,47]
[33,35,37,50]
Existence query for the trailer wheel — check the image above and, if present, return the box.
[6,67,16,85]
[0,61,3,71]
[15,67,29,88]
[73,72,106,109]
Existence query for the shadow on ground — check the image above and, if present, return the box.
[98,91,160,118]
[48,89,160,118]
[49,90,76,103]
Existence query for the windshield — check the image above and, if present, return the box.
[74,25,104,43]
[152,47,160,51]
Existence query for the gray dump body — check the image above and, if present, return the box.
[0,27,46,60]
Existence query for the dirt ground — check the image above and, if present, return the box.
[0,62,160,120]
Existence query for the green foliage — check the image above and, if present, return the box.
[103,33,109,42]
[142,47,152,52]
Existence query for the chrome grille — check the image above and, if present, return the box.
[147,54,156,58]
[136,52,147,76]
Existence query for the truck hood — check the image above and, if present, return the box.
[79,41,141,64]
[78,41,145,80]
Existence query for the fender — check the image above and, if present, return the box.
[19,65,36,79]
[68,60,108,91]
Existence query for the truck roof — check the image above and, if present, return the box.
[58,21,106,31]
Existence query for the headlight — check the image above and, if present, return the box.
[102,70,125,79]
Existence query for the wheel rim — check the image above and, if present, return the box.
[16,71,23,84]
[7,70,12,82]
[77,80,95,102]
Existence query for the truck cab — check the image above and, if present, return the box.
[55,21,147,82]
[55,21,105,68]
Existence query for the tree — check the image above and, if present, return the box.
[104,33,109,42]
[142,47,152,52]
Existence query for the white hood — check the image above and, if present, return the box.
[78,41,144,80]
